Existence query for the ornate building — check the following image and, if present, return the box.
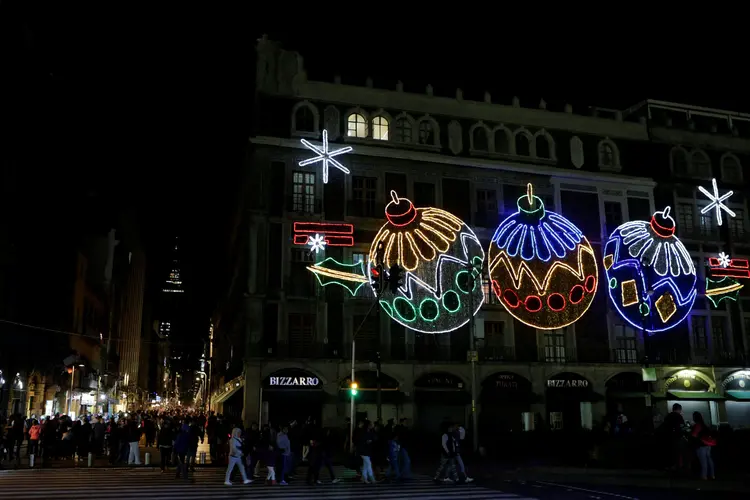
[210,37,750,439]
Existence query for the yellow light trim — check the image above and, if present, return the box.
[488,243,596,296]
[423,214,462,233]
[384,232,397,268]
[369,228,390,262]
[419,222,451,252]
[621,279,639,307]
[306,266,369,283]
[405,232,431,262]
[705,282,744,295]
[655,292,677,323]
[603,254,614,270]
[424,207,464,228]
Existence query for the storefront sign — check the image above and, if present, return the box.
[547,373,590,389]
[722,370,750,391]
[482,372,532,391]
[415,372,463,390]
[665,370,711,392]
[80,394,96,405]
[269,376,319,387]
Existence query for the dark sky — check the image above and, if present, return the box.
[4,8,748,358]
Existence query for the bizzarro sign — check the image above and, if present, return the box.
[547,379,589,388]
[269,376,320,387]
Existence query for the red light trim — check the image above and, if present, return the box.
[293,222,354,235]
[502,289,520,308]
[569,284,585,304]
[731,259,749,269]
[649,217,675,238]
[524,295,542,313]
[547,293,566,312]
[584,275,597,293]
[711,268,750,279]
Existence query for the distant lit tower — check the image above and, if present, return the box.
[156,236,185,404]
[163,237,184,295]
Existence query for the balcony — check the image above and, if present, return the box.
[538,347,577,364]
[612,348,640,364]
[474,211,500,229]
[286,195,322,216]
[478,346,516,362]
[248,341,343,360]
[347,200,384,219]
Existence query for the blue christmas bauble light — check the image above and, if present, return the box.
[603,207,697,334]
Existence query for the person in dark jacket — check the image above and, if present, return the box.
[126,418,141,464]
[173,423,191,480]
[244,422,260,477]
[434,422,458,483]
[157,420,175,472]
[356,420,375,484]
[187,418,201,471]
[310,427,340,484]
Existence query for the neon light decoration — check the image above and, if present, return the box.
[299,129,353,184]
[488,183,598,330]
[699,178,735,226]
[368,191,485,334]
[307,257,369,296]
[293,222,354,247]
[603,207,697,333]
[705,253,749,308]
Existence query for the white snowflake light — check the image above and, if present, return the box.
[299,129,353,184]
[699,178,736,226]
[717,252,731,268]
[308,234,327,253]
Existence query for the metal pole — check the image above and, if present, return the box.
[67,366,75,416]
[469,271,479,453]
[349,337,356,452]
[376,351,382,423]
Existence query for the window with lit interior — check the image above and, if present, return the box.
[347,113,367,138]
[372,116,389,141]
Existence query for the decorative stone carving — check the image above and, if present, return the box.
[456,88,463,101]
[484,91,491,103]
[396,81,404,92]
[277,51,300,94]
[570,136,584,169]
[426,84,433,96]
[256,35,280,93]
[539,99,547,110]
[512,96,520,107]
[448,120,463,155]
[324,106,341,140]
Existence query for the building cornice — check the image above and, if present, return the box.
[250,135,656,189]
[271,82,649,142]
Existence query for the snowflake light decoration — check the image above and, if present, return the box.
[699,178,736,226]
[299,129,353,184]
[717,252,731,268]
[307,234,327,253]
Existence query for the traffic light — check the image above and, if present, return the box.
[350,381,358,396]
[389,264,403,294]
[371,264,384,296]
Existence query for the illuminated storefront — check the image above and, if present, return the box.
[723,370,750,428]
[664,369,720,425]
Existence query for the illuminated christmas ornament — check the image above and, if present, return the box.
[603,207,697,333]
[369,191,485,334]
[299,129,353,184]
[488,183,598,330]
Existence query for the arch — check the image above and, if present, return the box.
[371,109,392,141]
[469,121,491,152]
[416,115,440,147]
[393,112,416,144]
[291,100,320,137]
[262,363,328,386]
[720,152,743,182]
[665,369,715,391]
[343,369,401,389]
[604,370,646,389]
[345,107,370,138]
[534,129,556,160]
[670,146,690,175]
[597,138,620,169]
[415,370,469,389]
[690,149,712,178]
[492,125,512,154]
[513,127,533,156]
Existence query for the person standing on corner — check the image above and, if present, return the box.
[126,417,142,465]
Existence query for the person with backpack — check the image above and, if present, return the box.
[690,412,715,480]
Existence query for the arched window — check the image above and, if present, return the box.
[691,150,711,178]
[721,154,743,183]
[671,148,689,176]
[372,116,389,141]
[418,121,435,145]
[394,117,412,143]
[494,128,510,153]
[536,133,551,159]
[599,143,615,166]
[472,126,489,151]
[347,113,367,138]
[515,132,531,156]
[295,106,315,132]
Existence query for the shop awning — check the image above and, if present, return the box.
[726,390,750,400]
[667,390,724,400]
[213,378,245,405]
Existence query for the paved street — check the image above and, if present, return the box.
[0,467,537,499]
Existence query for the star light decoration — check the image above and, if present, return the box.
[299,129,353,184]
[717,252,731,268]
[307,233,327,253]
[699,178,736,226]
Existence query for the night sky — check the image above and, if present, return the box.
[4,7,746,357]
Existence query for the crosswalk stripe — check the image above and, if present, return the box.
[0,468,537,500]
